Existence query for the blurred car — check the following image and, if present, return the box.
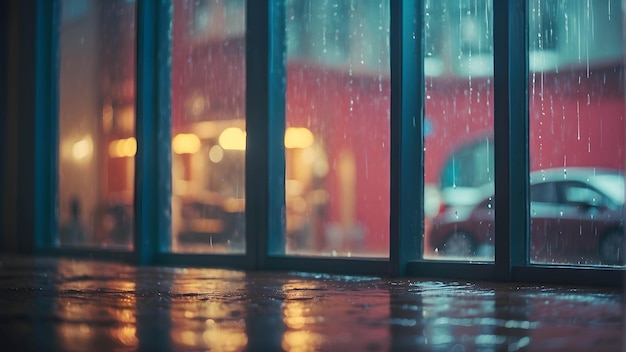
[427,167,624,265]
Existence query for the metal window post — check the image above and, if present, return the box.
[493,0,529,280]
[390,0,424,276]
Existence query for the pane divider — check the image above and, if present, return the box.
[135,0,163,264]
[246,0,287,269]
[390,0,424,276]
[155,0,173,253]
[37,0,60,250]
[493,0,529,280]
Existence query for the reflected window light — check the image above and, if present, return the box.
[283,302,307,329]
[112,325,138,347]
[202,330,248,351]
[284,127,314,149]
[218,127,246,150]
[282,331,324,352]
[172,133,201,154]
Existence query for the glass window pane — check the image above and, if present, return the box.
[58,0,136,249]
[169,0,246,254]
[423,0,495,261]
[283,0,390,257]
[528,0,625,266]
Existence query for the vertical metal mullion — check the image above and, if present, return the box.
[155,0,173,253]
[390,0,423,276]
[31,0,58,251]
[246,0,287,269]
[493,0,529,281]
[136,0,170,264]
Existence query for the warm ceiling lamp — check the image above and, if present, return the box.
[219,127,246,151]
[284,127,314,149]
[172,133,202,154]
[108,137,137,158]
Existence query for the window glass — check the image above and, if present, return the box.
[423,0,495,261]
[283,0,390,257]
[169,0,246,254]
[530,183,558,204]
[528,0,625,266]
[58,0,136,249]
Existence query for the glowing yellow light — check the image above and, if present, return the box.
[109,137,137,158]
[281,331,324,352]
[72,136,93,160]
[219,127,246,151]
[109,140,120,157]
[284,127,314,149]
[123,138,137,157]
[209,145,224,163]
[115,139,126,157]
[172,133,201,154]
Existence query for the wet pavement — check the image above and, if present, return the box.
[0,256,623,351]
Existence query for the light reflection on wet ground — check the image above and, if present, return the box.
[0,256,623,351]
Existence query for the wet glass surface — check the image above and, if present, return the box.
[528,0,625,267]
[424,0,626,267]
[422,0,495,262]
[0,257,622,351]
[58,0,136,250]
[169,0,246,254]
[283,0,391,258]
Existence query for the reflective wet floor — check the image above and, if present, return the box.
[0,256,623,351]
